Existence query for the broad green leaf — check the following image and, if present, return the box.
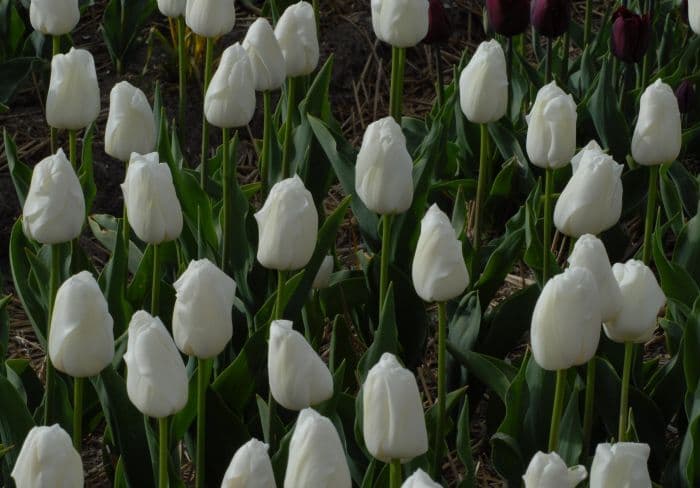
[357,285,399,382]
[0,374,34,484]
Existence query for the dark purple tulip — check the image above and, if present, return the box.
[486,0,530,37]
[530,0,570,38]
[611,7,651,64]
[676,80,695,114]
[423,0,450,44]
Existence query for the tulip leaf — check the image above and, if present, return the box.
[680,380,700,486]
[448,291,481,361]
[0,373,34,484]
[446,344,517,402]
[100,0,156,71]
[88,214,144,274]
[3,129,31,207]
[683,304,700,415]
[480,284,539,359]
[456,396,476,487]
[659,165,684,236]
[490,433,524,485]
[203,389,250,485]
[653,224,700,308]
[557,379,583,466]
[78,123,97,215]
[0,294,9,376]
[674,212,700,288]
[357,285,399,382]
[0,56,43,107]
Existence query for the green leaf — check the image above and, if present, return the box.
[447,291,481,357]
[0,374,34,479]
[674,212,700,288]
[653,224,699,308]
[481,285,539,359]
[456,397,476,487]
[557,379,583,466]
[78,123,97,214]
[0,57,43,105]
[4,129,32,206]
[100,0,156,70]
[680,381,700,486]
[446,344,517,402]
[97,219,132,338]
[357,285,399,381]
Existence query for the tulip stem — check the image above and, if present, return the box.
[281,77,297,180]
[195,358,209,488]
[159,417,168,488]
[582,359,596,459]
[44,244,61,426]
[583,0,592,47]
[642,165,659,265]
[276,270,287,320]
[261,91,272,192]
[618,342,634,442]
[151,244,160,316]
[73,377,84,450]
[221,127,232,276]
[50,36,61,153]
[200,37,214,190]
[379,215,393,317]
[472,124,489,277]
[544,38,553,84]
[506,37,513,117]
[433,45,444,107]
[389,47,406,122]
[432,301,447,478]
[559,32,569,84]
[548,369,567,452]
[177,16,187,142]
[542,168,554,283]
[68,129,78,169]
[389,459,402,488]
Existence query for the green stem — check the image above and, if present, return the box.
[195,358,209,488]
[583,0,592,47]
[281,77,297,180]
[390,459,402,488]
[50,36,61,153]
[432,302,447,478]
[473,124,490,277]
[68,129,78,169]
[379,215,393,316]
[389,47,406,122]
[44,245,61,425]
[433,45,444,107]
[548,369,567,452]
[221,127,231,275]
[73,377,84,450]
[545,38,553,84]
[260,91,272,192]
[582,359,596,459]
[542,168,554,283]
[618,342,634,442]
[151,244,160,316]
[177,16,187,142]
[276,270,287,321]
[642,165,659,265]
[159,417,168,488]
[560,32,569,84]
[200,37,214,190]
[506,37,513,117]
[123,175,130,247]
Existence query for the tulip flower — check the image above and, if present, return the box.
[204,43,256,129]
[523,451,588,487]
[589,442,652,488]
[221,438,276,488]
[23,149,85,244]
[243,18,286,92]
[29,0,80,36]
[12,425,84,488]
[312,255,334,289]
[284,408,352,488]
[422,0,450,44]
[275,1,320,77]
[486,0,530,36]
[458,39,509,124]
[402,469,441,487]
[157,0,186,17]
[105,81,157,162]
[676,80,695,114]
[632,79,682,165]
[530,0,570,38]
[371,0,429,48]
[690,0,700,33]
[611,7,651,64]
[526,81,577,169]
[185,0,236,38]
[268,320,333,410]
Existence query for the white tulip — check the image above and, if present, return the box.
[568,234,622,323]
[355,116,414,215]
[312,255,334,289]
[255,175,318,271]
[274,1,319,77]
[121,152,183,244]
[371,0,429,47]
[362,353,428,462]
[12,425,84,488]
[243,18,286,92]
[631,79,682,165]
[589,442,651,488]
[46,48,100,130]
[526,81,577,169]
[691,0,700,35]
[105,81,157,162]
[48,271,114,378]
[603,260,665,343]
[401,468,441,488]
[522,451,587,488]
[284,408,351,488]
[185,0,236,38]
[459,40,508,123]
[23,148,85,244]
[531,267,602,371]
[221,438,276,488]
[412,204,469,302]
[29,0,80,35]
[158,0,186,17]
[204,43,256,129]
[124,311,188,418]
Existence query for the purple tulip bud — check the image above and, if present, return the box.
[530,0,570,38]
[676,80,695,114]
[423,0,450,44]
[611,7,651,64]
[486,0,530,37]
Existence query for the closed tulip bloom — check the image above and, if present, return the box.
[459,39,508,123]
[531,267,602,371]
[185,0,235,38]
[124,311,188,418]
[402,469,441,488]
[122,152,183,244]
[422,0,450,44]
[243,18,286,91]
[274,1,319,77]
[29,0,79,35]
[255,175,318,270]
[284,408,351,488]
[371,0,429,47]
[676,80,695,114]
[46,48,100,130]
[553,141,623,237]
[23,149,85,244]
[173,259,236,359]
[205,43,256,129]
[412,204,469,302]
[221,438,276,488]
[523,451,587,488]
[48,271,114,378]
[530,0,570,38]
[589,442,651,488]
[355,116,414,215]
[12,425,83,488]
[486,0,530,36]
[611,7,651,64]
[632,79,682,165]
[568,235,622,323]
[105,81,157,162]
[526,81,577,168]
[362,353,428,462]
[603,260,665,343]
[268,320,333,410]
[312,255,334,289]
[158,0,186,17]
[690,0,700,33]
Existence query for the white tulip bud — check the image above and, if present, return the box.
[589,442,652,488]
[412,204,469,302]
[12,425,84,488]
[255,175,318,271]
[124,311,188,418]
[48,271,114,378]
[29,0,79,35]
[268,320,333,410]
[459,40,508,123]
[23,148,85,244]
[185,0,236,38]
[631,79,682,165]
[526,81,577,169]
[603,260,665,343]
[46,47,100,130]
[284,408,351,488]
[204,43,256,129]
[121,152,183,244]
[355,116,414,215]
[158,0,186,17]
[531,267,602,371]
[401,468,441,488]
[221,438,276,488]
[312,255,334,289]
[362,353,428,462]
[105,81,157,162]
[522,451,587,488]
[690,0,700,35]
[274,1,319,77]
[243,18,286,92]
[568,234,622,323]
[371,0,429,47]
[554,140,623,237]
[173,259,236,359]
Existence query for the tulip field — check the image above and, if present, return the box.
[2,0,700,486]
